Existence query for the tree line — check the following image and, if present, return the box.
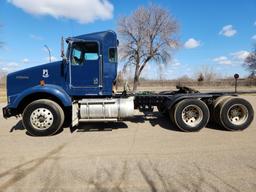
[117,5,256,91]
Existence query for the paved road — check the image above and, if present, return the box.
[0,96,256,192]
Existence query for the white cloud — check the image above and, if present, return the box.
[252,35,256,40]
[172,59,181,66]
[30,34,43,40]
[213,56,232,65]
[213,50,249,65]
[1,62,21,72]
[22,58,29,63]
[51,56,57,62]
[219,25,237,37]
[1,67,8,72]
[231,50,250,60]
[6,62,20,67]
[45,56,57,62]
[8,0,114,24]
[184,38,200,49]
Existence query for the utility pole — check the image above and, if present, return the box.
[44,45,52,62]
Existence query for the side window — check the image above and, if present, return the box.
[71,42,99,65]
[84,42,99,61]
[73,49,82,59]
[84,53,99,60]
[71,43,83,65]
[109,48,117,63]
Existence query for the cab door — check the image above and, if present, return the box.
[70,41,100,88]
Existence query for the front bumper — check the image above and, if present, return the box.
[2,106,12,118]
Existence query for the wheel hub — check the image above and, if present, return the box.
[182,105,203,127]
[38,115,46,123]
[227,104,248,126]
[30,108,54,130]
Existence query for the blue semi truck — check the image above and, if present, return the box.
[2,31,254,136]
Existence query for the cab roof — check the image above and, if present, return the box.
[66,30,117,43]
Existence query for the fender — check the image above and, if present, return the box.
[9,84,72,109]
[166,94,213,110]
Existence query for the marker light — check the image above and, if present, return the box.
[40,80,45,86]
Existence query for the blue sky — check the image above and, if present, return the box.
[0,0,256,80]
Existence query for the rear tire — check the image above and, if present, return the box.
[214,97,254,131]
[22,99,65,136]
[211,96,232,122]
[169,99,210,132]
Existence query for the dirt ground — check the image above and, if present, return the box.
[0,95,256,192]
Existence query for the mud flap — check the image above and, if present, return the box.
[72,102,79,127]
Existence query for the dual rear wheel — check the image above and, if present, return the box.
[169,99,210,132]
[213,97,254,131]
[167,97,254,132]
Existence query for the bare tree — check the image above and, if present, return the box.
[118,5,179,91]
[198,65,218,82]
[197,73,204,86]
[244,45,256,77]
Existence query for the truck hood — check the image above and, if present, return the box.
[7,61,65,96]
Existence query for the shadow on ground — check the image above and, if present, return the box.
[75,122,128,133]
[9,120,25,132]
[10,119,129,135]
[9,120,64,136]
[127,112,182,132]
[10,112,230,136]
[205,121,229,132]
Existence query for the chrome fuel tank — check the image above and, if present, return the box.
[79,97,134,120]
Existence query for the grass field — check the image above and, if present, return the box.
[0,85,6,103]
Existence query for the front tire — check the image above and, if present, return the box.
[22,99,65,136]
[169,99,210,132]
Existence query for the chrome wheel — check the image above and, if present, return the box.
[227,104,248,126]
[30,108,54,130]
[181,105,203,127]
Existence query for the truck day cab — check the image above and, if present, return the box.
[2,31,254,136]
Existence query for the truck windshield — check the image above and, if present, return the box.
[71,42,99,65]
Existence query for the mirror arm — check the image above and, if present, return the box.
[61,36,65,57]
